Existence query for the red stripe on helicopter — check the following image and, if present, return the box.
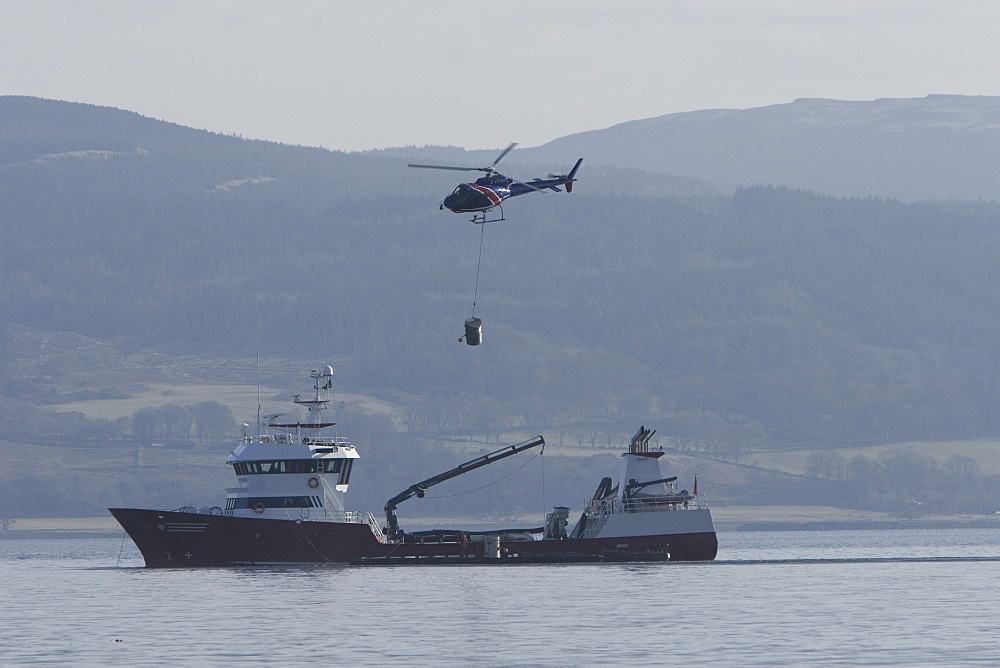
[470,185,503,206]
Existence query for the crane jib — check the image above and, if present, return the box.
[383,436,545,538]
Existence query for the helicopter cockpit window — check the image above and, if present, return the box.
[451,186,465,196]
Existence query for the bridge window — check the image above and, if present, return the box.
[229,496,319,509]
[339,459,353,485]
[231,459,329,475]
[320,459,344,474]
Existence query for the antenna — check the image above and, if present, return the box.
[330,372,341,441]
[256,309,261,434]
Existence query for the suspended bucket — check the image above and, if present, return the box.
[463,317,483,346]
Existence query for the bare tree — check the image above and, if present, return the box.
[193,402,236,447]
[805,450,846,480]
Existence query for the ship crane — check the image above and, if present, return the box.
[384,435,545,540]
[624,476,678,498]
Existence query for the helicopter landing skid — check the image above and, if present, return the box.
[471,206,504,225]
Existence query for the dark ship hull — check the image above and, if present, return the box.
[110,507,718,567]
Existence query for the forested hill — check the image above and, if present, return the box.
[389,95,1000,202]
[3,96,1000,447]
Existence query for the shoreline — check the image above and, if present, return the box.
[2,511,999,539]
[717,518,1000,532]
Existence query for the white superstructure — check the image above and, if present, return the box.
[223,366,375,530]
[569,426,715,540]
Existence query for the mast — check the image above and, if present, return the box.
[296,366,334,420]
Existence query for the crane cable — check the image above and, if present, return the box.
[471,222,486,318]
[423,447,545,500]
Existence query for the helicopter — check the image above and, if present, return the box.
[409,143,583,224]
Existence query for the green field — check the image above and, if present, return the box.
[52,381,1000,477]
[749,440,1000,476]
[55,382,402,423]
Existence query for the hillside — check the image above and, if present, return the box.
[5,96,1000,442]
[2,96,1000,521]
[394,95,1000,202]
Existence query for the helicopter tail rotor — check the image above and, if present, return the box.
[547,158,584,192]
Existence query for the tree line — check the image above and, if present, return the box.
[1,400,234,449]
[804,447,996,515]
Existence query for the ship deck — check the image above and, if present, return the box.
[350,551,672,566]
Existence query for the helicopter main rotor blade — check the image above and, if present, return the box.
[490,142,518,169]
[511,178,547,193]
[409,143,517,173]
[407,163,487,172]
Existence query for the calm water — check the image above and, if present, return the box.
[2,528,998,665]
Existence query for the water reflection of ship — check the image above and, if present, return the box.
[110,366,717,567]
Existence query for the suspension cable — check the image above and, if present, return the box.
[471,222,486,318]
[425,450,544,499]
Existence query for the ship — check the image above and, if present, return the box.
[110,366,718,566]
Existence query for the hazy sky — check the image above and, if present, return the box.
[3,1,1000,152]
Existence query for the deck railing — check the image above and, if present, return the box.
[585,495,706,517]
[365,512,387,543]
[302,436,353,447]
[245,433,354,446]
[316,510,385,541]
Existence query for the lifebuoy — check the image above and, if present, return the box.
[252,502,266,514]
[307,476,320,489]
